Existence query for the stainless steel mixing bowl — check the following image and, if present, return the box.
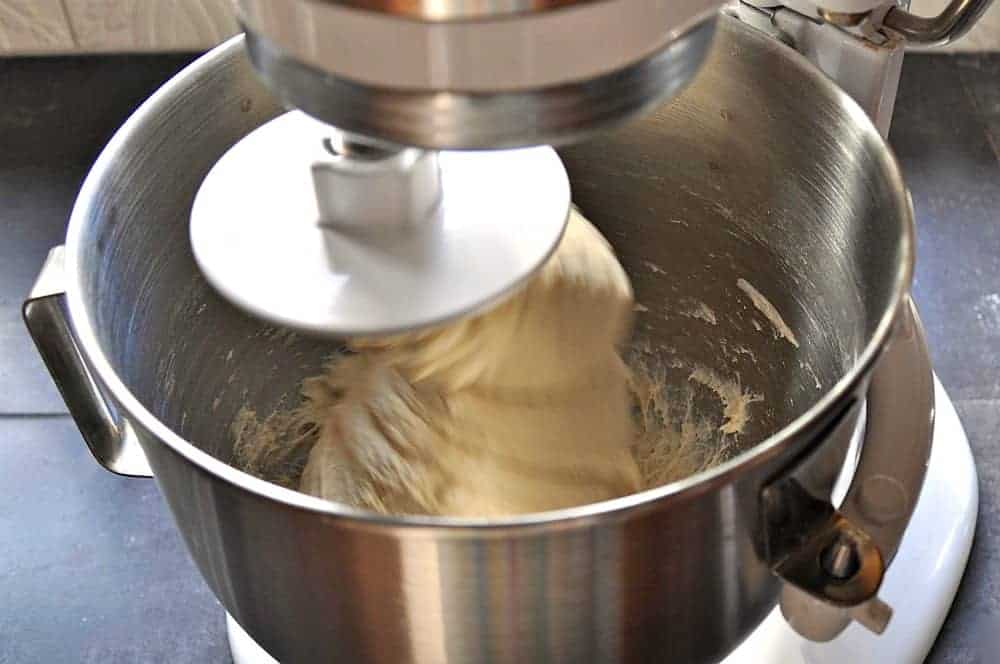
[25,14,933,663]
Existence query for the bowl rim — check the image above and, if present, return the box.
[62,18,914,532]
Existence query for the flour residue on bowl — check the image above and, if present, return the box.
[230,350,760,497]
[628,352,762,489]
[679,298,718,325]
[737,278,799,348]
[231,401,318,490]
[643,260,668,275]
[688,366,762,435]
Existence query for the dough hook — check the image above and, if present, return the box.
[190,111,570,336]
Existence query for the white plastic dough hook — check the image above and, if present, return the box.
[190,111,571,337]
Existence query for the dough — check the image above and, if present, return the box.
[299,208,642,517]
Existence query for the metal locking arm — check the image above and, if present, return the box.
[766,300,934,641]
[884,0,995,44]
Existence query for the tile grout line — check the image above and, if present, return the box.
[0,412,73,420]
[57,0,80,48]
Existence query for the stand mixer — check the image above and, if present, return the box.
[21,0,990,662]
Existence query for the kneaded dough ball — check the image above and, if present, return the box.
[299,208,641,517]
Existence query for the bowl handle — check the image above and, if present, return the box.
[764,298,933,641]
[22,246,153,478]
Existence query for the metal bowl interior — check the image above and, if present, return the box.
[65,14,911,522]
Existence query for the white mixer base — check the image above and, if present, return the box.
[226,378,978,664]
[227,614,278,664]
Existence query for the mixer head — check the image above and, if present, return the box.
[190,0,722,336]
[235,0,720,149]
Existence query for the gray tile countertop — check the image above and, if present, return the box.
[0,53,997,662]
